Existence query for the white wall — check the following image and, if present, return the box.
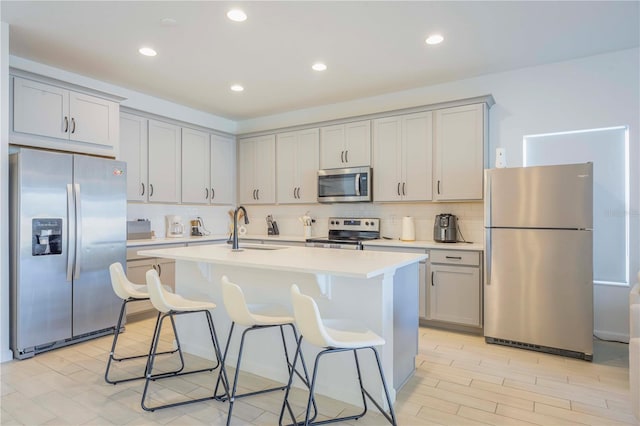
[0,23,12,362]
[239,48,640,341]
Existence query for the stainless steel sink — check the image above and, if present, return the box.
[229,243,287,251]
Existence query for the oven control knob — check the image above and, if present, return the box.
[365,221,369,226]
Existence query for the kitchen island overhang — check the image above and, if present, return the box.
[137,244,426,407]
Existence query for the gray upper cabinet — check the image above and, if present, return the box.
[119,113,148,202]
[238,135,276,204]
[320,120,371,169]
[13,76,119,155]
[147,120,181,203]
[181,128,210,204]
[276,128,319,204]
[433,103,486,201]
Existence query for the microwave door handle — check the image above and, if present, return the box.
[354,173,361,196]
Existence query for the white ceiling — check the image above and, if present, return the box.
[1,1,638,121]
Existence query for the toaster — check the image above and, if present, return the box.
[433,213,458,243]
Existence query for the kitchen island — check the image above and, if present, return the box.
[138,243,426,406]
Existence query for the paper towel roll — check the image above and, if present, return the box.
[401,216,415,241]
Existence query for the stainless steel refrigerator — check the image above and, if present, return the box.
[484,163,593,360]
[10,148,126,359]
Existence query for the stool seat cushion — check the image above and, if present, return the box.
[246,303,294,326]
[146,269,216,313]
[322,319,385,349]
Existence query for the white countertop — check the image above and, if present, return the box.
[363,239,484,251]
[128,234,483,251]
[138,244,426,279]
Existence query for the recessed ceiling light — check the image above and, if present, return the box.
[230,84,244,92]
[227,9,247,22]
[425,34,444,45]
[312,62,327,72]
[138,47,157,57]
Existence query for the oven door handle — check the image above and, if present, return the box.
[355,173,361,196]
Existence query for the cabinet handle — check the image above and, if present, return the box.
[141,183,145,196]
[149,184,154,197]
[341,151,345,163]
[64,116,69,133]
[297,187,301,199]
[397,182,401,196]
[152,264,157,272]
[71,117,76,134]
[437,180,441,195]
[252,189,256,200]
[157,264,162,276]
[211,188,215,200]
[205,188,209,199]
[345,150,349,163]
[445,256,462,260]
[402,182,406,196]
[256,189,259,200]
[431,271,435,286]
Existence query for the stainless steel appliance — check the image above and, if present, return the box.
[484,163,593,360]
[10,148,126,359]
[433,213,458,243]
[317,167,372,203]
[127,219,152,240]
[306,217,380,250]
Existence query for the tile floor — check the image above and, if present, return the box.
[1,315,637,425]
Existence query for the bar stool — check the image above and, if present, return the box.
[280,284,397,426]
[142,269,229,411]
[216,276,315,426]
[104,262,182,385]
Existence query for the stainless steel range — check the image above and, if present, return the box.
[306,217,380,250]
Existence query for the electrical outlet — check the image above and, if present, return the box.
[495,148,506,168]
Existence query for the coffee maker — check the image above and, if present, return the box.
[165,215,184,238]
[190,218,204,236]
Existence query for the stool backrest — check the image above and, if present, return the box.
[221,276,255,326]
[145,269,172,313]
[290,285,332,348]
[109,262,139,300]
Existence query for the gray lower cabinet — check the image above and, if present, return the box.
[427,249,482,328]
[362,245,428,320]
[125,244,184,316]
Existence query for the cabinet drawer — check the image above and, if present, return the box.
[430,250,479,266]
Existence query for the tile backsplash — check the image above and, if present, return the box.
[128,201,484,243]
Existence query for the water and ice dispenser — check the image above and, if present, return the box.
[32,218,62,256]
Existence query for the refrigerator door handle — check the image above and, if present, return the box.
[66,184,76,282]
[485,229,492,285]
[73,183,82,280]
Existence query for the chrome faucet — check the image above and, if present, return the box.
[231,206,249,250]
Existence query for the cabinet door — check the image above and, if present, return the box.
[276,131,298,204]
[254,135,276,204]
[344,120,371,167]
[181,128,210,204]
[372,116,402,201]
[148,120,181,203]
[434,103,485,201]
[210,134,235,204]
[156,258,176,292]
[319,124,345,169]
[13,77,69,140]
[238,138,257,204]
[296,128,319,203]
[126,260,154,315]
[429,264,480,326]
[119,113,148,202]
[402,112,432,201]
[69,91,118,147]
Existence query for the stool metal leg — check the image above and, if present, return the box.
[280,343,396,426]
[141,309,225,412]
[105,299,181,385]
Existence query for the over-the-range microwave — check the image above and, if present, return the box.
[317,166,372,203]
